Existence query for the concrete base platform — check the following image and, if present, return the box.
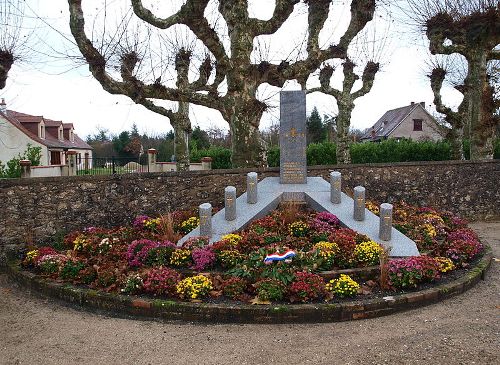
[178,177,419,257]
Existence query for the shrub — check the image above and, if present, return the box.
[267,146,280,167]
[169,249,192,267]
[313,241,339,269]
[176,275,213,299]
[126,240,175,268]
[59,260,85,280]
[217,250,245,268]
[190,146,231,169]
[180,217,199,234]
[288,271,326,303]
[121,273,144,294]
[388,256,440,289]
[326,274,359,298]
[191,246,216,271]
[143,267,181,296]
[254,278,286,302]
[353,241,383,267]
[0,144,42,178]
[221,277,248,300]
[36,254,68,274]
[445,228,482,263]
[289,221,309,237]
[307,142,337,165]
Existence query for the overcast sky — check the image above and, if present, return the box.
[1,0,461,139]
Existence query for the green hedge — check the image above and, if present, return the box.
[191,139,499,169]
[190,146,232,169]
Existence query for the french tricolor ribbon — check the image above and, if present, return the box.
[264,250,297,264]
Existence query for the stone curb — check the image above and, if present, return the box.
[4,247,492,324]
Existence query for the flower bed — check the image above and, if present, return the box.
[18,202,484,305]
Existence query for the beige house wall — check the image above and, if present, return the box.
[390,106,443,141]
[0,115,49,165]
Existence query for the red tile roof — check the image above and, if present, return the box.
[1,109,93,150]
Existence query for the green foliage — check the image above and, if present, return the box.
[0,144,42,178]
[190,146,232,169]
[267,146,280,167]
[190,126,210,151]
[494,139,500,159]
[350,139,451,163]
[307,142,337,165]
[306,107,326,144]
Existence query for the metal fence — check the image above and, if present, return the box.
[76,156,149,175]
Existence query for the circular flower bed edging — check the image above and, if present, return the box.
[5,246,492,324]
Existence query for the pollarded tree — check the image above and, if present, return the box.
[427,55,468,160]
[309,58,379,163]
[406,0,500,160]
[68,0,378,167]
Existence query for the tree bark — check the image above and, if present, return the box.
[336,101,354,164]
[468,52,496,160]
[0,50,14,90]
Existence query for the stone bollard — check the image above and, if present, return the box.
[225,186,237,221]
[19,160,31,178]
[353,186,366,221]
[67,151,77,176]
[379,203,393,241]
[199,203,212,237]
[247,172,258,204]
[330,171,341,204]
[201,157,212,170]
[147,148,157,173]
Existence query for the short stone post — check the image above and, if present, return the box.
[225,186,237,221]
[201,157,212,170]
[247,172,258,204]
[67,151,77,176]
[330,171,341,204]
[199,203,212,238]
[379,203,393,241]
[19,160,31,178]
[148,148,157,173]
[353,186,366,221]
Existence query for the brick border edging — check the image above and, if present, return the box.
[4,248,492,324]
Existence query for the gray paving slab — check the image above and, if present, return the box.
[178,177,419,257]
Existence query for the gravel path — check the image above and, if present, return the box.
[0,221,498,365]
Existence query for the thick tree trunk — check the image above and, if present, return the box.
[336,101,354,164]
[446,127,465,160]
[468,52,495,160]
[228,105,266,168]
[172,101,191,171]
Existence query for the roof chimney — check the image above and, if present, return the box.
[0,98,6,114]
[420,101,425,108]
[410,101,415,105]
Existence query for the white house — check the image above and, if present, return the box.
[0,99,92,167]
[361,102,444,142]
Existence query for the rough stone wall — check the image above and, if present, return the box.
[1,160,498,259]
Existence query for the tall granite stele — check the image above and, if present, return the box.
[179,91,419,257]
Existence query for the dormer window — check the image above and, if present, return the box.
[59,127,64,140]
[70,130,74,142]
[39,124,45,139]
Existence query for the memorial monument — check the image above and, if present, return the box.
[179,91,419,257]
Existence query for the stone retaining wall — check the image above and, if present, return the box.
[1,160,498,259]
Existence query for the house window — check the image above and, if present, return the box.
[50,151,61,165]
[413,119,423,131]
[40,125,45,139]
[59,128,64,140]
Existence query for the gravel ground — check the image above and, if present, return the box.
[0,221,498,365]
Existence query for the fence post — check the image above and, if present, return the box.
[201,157,212,170]
[148,148,157,173]
[112,156,116,174]
[84,152,89,171]
[19,160,31,178]
[67,151,77,176]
